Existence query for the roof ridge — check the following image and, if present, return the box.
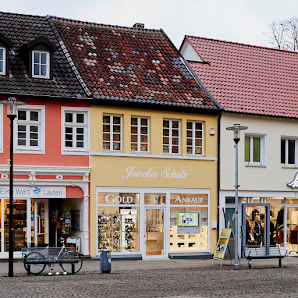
[185,35,298,55]
[49,15,163,34]
[0,10,46,19]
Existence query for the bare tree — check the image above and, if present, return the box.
[266,17,298,52]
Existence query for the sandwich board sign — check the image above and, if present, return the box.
[213,228,232,265]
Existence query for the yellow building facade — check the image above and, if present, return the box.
[90,105,219,258]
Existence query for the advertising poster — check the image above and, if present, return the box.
[178,212,199,227]
[213,228,232,261]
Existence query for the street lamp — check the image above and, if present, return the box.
[0,97,25,277]
[226,123,248,270]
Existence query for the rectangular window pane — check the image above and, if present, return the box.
[30,111,39,121]
[245,137,250,162]
[288,140,295,164]
[34,52,40,63]
[0,49,3,60]
[33,64,39,76]
[41,53,47,64]
[18,111,26,120]
[0,61,3,73]
[65,113,73,123]
[281,139,285,164]
[41,65,46,76]
[253,137,261,162]
[77,114,84,123]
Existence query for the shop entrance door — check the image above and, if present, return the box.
[242,203,270,250]
[33,200,49,246]
[145,208,165,257]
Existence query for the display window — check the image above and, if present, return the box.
[97,206,140,253]
[4,199,27,252]
[170,207,208,251]
[287,206,298,254]
[97,189,210,257]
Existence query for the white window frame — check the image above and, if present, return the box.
[0,47,6,75]
[281,137,298,168]
[32,50,50,79]
[14,105,45,154]
[131,116,150,154]
[103,114,122,152]
[186,121,204,156]
[163,119,180,155]
[61,107,90,155]
[245,133,266,166]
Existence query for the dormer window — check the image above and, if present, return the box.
[18,36,56,80]
[32,50,49,78]
[0,33,13,76]
[0,47,6,75]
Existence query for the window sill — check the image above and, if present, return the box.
[281,164,298,169]
[92,151,217,161]
[62,149,89,156]
[245,163,266,168]
[14,147,45,154]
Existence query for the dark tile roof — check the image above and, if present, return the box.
[184,36,298,118]
[51,17,220,111]
[0,12,87,99]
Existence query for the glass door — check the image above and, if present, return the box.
[145,208,164,256]
[242,203,270,249]
[33,200,49,246]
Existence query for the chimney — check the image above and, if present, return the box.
[133,23,144,29]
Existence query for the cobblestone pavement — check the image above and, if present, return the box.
[0,258,297,297]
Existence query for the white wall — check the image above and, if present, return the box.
[220,113,298,193]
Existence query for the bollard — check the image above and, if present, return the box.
[100,250,111,273]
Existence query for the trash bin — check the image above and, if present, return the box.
[100,250,111,273]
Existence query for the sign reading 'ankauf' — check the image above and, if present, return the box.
[121,166,188,180]
[0,186,66,198]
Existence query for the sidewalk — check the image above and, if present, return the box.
[1,256,298,276]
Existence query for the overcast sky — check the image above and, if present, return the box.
[1,0,297,48]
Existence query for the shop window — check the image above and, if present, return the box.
[103,115,122,151]
[287,207,298,254]
[32,50,50,79]
[98,207,140,253]
[170,207,208,251]
[0,47,6,75]
[163,119,180,154]
[4,199,27,252]
[170,193,208,252]
[281,138,297,167]
[15,106,45,153]
[62,108,89,154]
[186,121,203,155]
[97,193,140,253]
[131,117,149,153]
[245,134,266,166]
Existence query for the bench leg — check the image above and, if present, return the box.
[279,258,281,268]
[72,263,75,274]
[27,265,31,276]
[248,259,252,269]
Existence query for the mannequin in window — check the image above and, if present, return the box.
[277,209,284,226]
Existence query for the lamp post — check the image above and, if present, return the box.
[226,123,247,270]
[0,97,25,277]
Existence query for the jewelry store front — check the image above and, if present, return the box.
[96,187,210,258]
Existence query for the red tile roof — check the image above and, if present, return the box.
[183,36,298,118]
[51,17,220,111]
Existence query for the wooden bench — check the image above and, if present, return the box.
[243,246,286,269]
